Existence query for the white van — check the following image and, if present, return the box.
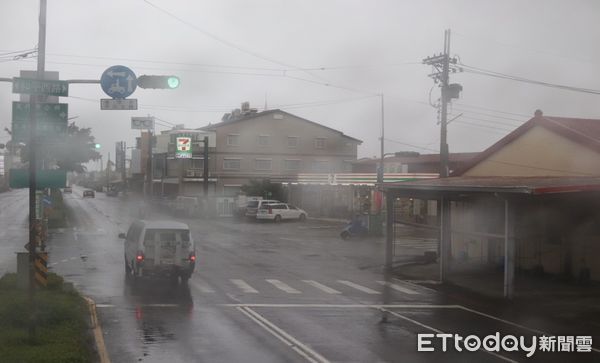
[120,220,196,283]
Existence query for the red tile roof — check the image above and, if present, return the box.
[453,113,600,176]
[384,176,600,195]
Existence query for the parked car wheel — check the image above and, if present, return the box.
[298,213,306,222]
[340,231,350,240]
[274,215,282,223]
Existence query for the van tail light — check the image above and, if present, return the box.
[189,252,196,262]
[136,252,144,262]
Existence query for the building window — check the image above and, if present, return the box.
[287,136,299,148]
[342,161,353,172]
[311,160,330,172]
[223,158,241,170]
[284,159,301,171]
[315,138,326,149]
[227,134,240,146]
[255,159,272,171]
[257,135,270,146]
[191,158,204,170]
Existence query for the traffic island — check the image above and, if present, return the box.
[0,273,95,363]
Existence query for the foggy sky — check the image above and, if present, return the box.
[1,0,599,169]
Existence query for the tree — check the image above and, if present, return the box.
[241,179,285,201]
[21,122,101,173]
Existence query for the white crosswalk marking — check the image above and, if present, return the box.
[337,280,380,294]
[266,279,301,294]
[231,279,259,293]
[376,281,419,295]
[192,280,215,293]
[302,280,341,294]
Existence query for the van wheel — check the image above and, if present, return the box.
[274,215,282,223]
[299,214,306,222]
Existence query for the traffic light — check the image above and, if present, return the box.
[137,75,180,89]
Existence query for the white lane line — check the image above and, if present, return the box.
[239,306,330,363]
[266,279,301,294]
[60,259,68,263]
[381,308,517,363]
[190,279,215,293]
[222,303,458,308]
[376,281,419,295]
[337,280,380,294]
[456,305,600,353]
[279,237,305,242]
[230,279,259,293]
[302,280,341,294]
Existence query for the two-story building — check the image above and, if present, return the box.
[200,107,362,197]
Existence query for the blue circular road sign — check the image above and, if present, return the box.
[100,65,137,99]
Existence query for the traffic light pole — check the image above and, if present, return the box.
[27,0,47,340]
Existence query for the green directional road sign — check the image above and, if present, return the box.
[12,77,69,97]
[11,102,69,142]
[9,169,67,189]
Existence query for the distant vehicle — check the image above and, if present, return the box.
[172,196,199,217]
[119,220,196,283]
[245,199,280,218]
[63,187,72,194]
[83,190,95,198]
[106,189,118,197]
[256,203,307,223]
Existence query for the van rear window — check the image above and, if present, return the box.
[144,229,190,242]
[247,201,259,208]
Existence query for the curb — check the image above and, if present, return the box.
[84,296,111,363]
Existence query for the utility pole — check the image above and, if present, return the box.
[378,93,385,185]
[203,136,209,197]
[106,152,110,192]
[422,29,462,178]
[27,0,47,339]
[423,29,463,282]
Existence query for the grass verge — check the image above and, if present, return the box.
[0,273,94,363]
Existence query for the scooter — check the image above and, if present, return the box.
[340,222,369,240]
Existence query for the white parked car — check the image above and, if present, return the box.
[244,199,281,218]
[120,220,196,283]
[256,203,308,222]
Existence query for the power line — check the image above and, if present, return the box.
[140,0,328,85]
[449,113,521,129]
[453,31,598,66]
[453,102,531,118]
[459,63,600,95]
[383,138,439,153]
[451,119,513,133]
[450,107,525,123]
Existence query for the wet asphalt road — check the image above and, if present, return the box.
[2,188,600,362]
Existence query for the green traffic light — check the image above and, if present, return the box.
[167,77,180,89]
[95,143,101,149]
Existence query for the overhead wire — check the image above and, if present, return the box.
[459,63,600,95]
[140,0,330,85]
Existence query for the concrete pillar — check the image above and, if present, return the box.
[504,199,516,299]
[385,192,394,270]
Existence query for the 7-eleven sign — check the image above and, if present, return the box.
[176,137,192,159]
